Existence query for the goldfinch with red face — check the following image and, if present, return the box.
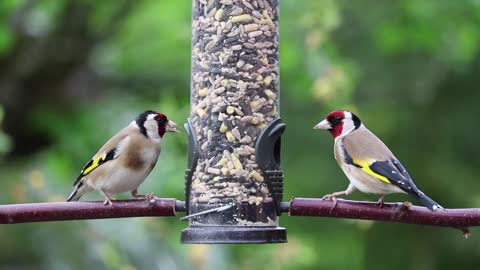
[67,110,178,205]
[314,110,443,211]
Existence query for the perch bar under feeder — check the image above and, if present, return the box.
[0,199,179,224]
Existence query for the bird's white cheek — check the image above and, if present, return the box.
[144,119,162,141]
[340,121,355,137]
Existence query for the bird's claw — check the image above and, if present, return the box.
[322,194,332,200]
[394,201,412,217]
[400,201,412,210]
[377,195,385,208]
[132,191,157,204]
[103,197,113,206]
[145,192,158,204]
[458,228,471,239]
[322,194,338,210]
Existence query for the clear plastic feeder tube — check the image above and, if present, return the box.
[182,0,286,244]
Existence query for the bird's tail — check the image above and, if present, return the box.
[66,180,87,202]
[413,192,443,211]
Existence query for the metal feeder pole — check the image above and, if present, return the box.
[181,0,286,244]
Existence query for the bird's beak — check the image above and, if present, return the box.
[313,119,331,130]
[166,120,180,133]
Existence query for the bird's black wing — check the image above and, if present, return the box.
[72,147,117,186]
[369,159,420,194]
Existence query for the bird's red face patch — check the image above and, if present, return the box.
[154,113,168,137]
[154,113,167,122]
[326,110,345,138]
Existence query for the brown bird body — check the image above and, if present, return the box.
[67,111,177,205]
[315,110,443,211]
[334,127,404,195]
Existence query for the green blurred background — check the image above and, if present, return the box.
[1,0,480,269]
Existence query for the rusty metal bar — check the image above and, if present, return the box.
[0,199,178,224]
[288,197,480,229]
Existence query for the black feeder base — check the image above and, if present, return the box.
[180,226,287,244]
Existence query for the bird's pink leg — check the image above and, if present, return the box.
[101,190,114,206]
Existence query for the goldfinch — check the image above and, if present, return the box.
[314,110,443,211]
[67,110,178,205]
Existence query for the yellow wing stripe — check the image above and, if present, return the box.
[353,159,391,184]
[82,154,104,175]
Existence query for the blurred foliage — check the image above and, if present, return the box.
[0,106,12,156]
[1,0,480,270]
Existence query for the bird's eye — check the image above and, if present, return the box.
[329,115,343,126]
[156,118,166,124]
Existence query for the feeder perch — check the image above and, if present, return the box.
[181,0,286,244]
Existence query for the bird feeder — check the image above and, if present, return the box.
[181,0,286,244]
